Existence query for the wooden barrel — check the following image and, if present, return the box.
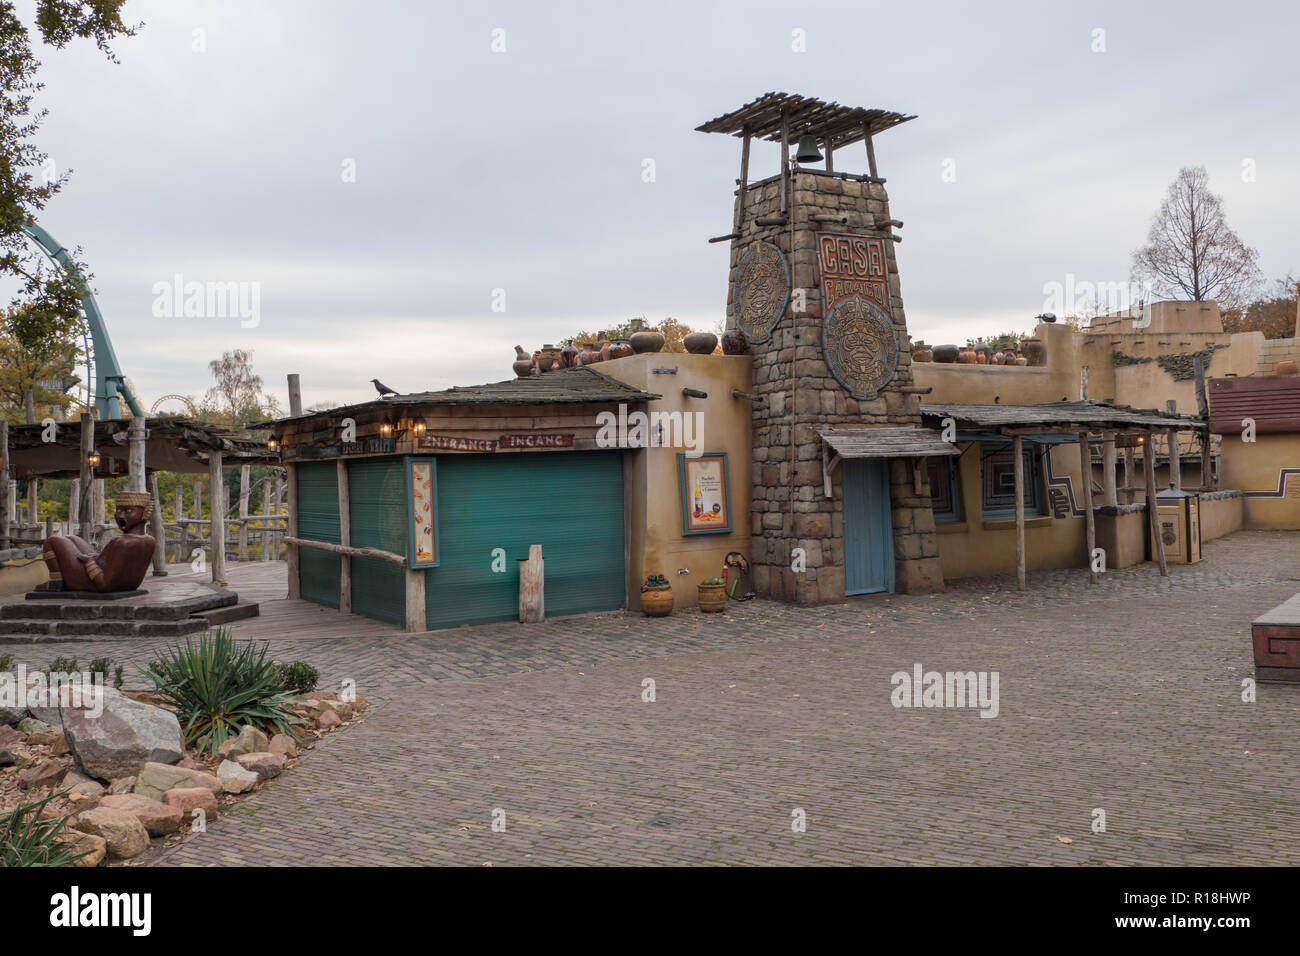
[697,582,727,613]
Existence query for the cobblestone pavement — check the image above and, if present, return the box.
[11,531,1300,865]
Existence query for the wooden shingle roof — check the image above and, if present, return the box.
[920,400,1206,433]
[695,92,916,149]
[819,426,957,459]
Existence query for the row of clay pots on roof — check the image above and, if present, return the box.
[913,339,1047,367]
[511,322,735,378]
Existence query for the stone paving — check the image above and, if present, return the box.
[8,531,1300,865]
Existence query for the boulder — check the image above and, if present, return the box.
[0,747,14,767]
[217,725,269,760]
[17,716,57,736]
[322,699,354,721]
[133,762,221,802]
[107,776,136,795]
[56,829,107,868]
[235,751,285,781]
[316,710,342,731]
[216,759,259,794]
[63,771,106,800]
[163,787,219,823]
[72,807,149,860]
[99,793,183,837]
[267,733,299,758]
[0,724,25,747]
[60,686,183,781]
[0,699,23,727]
[16,759,67,791]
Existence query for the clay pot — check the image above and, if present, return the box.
[537,344,558,373]
[973,342,991,364]
[599,340,611,362]
[1014,356,1028,366]
[957,346,977,364]
[721,328,748,355]
[911,341,933,362]
[697,582,727,613]
[1022,338,1046,367]
[578,342,599,365]
[1278,360,1298,376]
[512,345,533,378]
[640,586,674,617]
[991,351,1005,366]
[560,342,580,369]
[684,331,719,354]
[932,344,959,364]
[608,338,634,360]
[630,327,665,353]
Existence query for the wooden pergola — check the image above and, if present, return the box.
[919,401,1210,591]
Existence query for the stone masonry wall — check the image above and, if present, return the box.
[727,170,942,601]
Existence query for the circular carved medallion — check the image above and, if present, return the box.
[822,294,899,400]
[732,241,789,345]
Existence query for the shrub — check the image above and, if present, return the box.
[275,661,319,695]
[47,656,123,690]
[47,655,78,675]
[0,652,13,672]
[0,791,87,867]
[143,628,302,756]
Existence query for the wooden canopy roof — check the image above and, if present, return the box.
[1207,376,1300,435]
[819,426,957,459]
[920,400,1206,436]
[695,92,916,149]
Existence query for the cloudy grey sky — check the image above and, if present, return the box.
[15,0,1299,411]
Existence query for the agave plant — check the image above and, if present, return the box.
[143,628,303,756]
[0,791,87,867]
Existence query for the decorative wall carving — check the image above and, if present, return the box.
[822,295,898,400]
[732,241,790,344]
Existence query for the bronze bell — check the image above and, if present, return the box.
[795,128,822,164]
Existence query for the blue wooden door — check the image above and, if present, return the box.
[842,458,895,595]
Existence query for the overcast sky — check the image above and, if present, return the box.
[13,0,1299,411]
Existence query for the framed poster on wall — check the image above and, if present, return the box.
[678,452,732,535]
[405,457,439,568]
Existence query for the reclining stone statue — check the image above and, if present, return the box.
[37,491,156,593]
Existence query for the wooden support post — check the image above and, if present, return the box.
[404,565,425,632]
[1165,399,1181,490]
[336,458,351,614]
[43,515,52,540]
[238,464,250,562]
[1123,443,1135,502]
[78,413,93,538]
[288,374,302,417]
[1144,431,1168,576]
[127,416,146,492]
[825,138,834,173]
[0,419,9,550]
[209,451,226,586]
[519,544,544,623]
[8,480,16,527]
[92,479,104,541]
[27,479,37,526]
[863,124,879,179]
[1014,435,1026,592]
[1194,355,1212,488]
[68,481,79,542]
[1102,432,1118,506]
[192,481,202,521]
[779,109,790,215]
[261,478,272,562]
[173,486,184,561]
[286,463,299,598]
[150,472,167,576]
[733,128,750,234]
[1077,432,1098,584]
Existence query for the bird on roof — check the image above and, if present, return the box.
[371,378,398,398]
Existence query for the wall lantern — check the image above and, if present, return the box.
[267,437,279,451]
[413,421,426,436]
[380,422,393,436]
[87,451,100,468]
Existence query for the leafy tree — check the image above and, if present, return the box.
[1222,275,1298,340]
[1130,166,1262,312]
[204,349,276,427]
[0,303,80,420]
[0,3,137,413]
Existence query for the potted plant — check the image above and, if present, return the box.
[697,576,727,613]
[640,573,673,617]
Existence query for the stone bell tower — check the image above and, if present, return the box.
[697,92,945,602]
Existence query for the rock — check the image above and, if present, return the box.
[267,733,299,758]
[63,771,106,799]
[0,724,25,747]
[60,686,183,781]
[133,762,221,802]
[0,747,14,767]
[72,807,150,860]
[235,751,285,781]
[163,787,219,823]
[217,725,269,760]
[0,701,23,726]
[107,776,136,795]
[216,759,259,794]
[322,699,354,721]
[17,716,57,736]
[16,759,67,790]
[177,755,198,769]
[56,829,107,867]
[26,727,70,756]
[315,710,341,731]
[99,793,184,837]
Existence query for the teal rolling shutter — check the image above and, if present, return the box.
[346,458,407,626]
[425,451,624,628]
[296,461,341,608]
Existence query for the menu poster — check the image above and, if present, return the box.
[679,452,732,535]
[406,457,439,568]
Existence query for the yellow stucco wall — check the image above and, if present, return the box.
[1200,494,1245,540]
[596,352,753,608]
[1217,434,1300,529]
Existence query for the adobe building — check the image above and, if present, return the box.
[697,92,951,601]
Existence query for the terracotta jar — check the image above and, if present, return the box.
[512,345,534,378]
[957,346,977,364]
[990,351,1005,366]
[599,339,611,362]
[912,342,933,362]
[1022,337,1047,367]
[558,341,578,369]
[630,325,666,354]
[640,584,674,617]
[973,341,991,364]
[578,342,600,365]
[1014,356,1028,366]
[608,338,634,360]
[721,328,748,355]
[1278,360,1298,376]
[684,331,719,354]
[537,344,558,373]
[932,344,959,364]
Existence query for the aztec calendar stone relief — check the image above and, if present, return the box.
[822,294,900,400]
[732,240,790,344]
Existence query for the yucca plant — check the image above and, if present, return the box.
[143,628,302,756]
[0,791,87,867]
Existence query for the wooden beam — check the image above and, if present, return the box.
[78,413,93,538]
[149,472,167,576]
[519,543,544,623]
[1077,432,1098,584]
[1014,434,1026,592]
[405,565,425,632]
[1165,400,1181,490]
[1123,444,1135,502]
[734,128,750,234]
[863,124,878,179]
[128,416,146,492]
[238,465,250,562]
[779,109,790,215]
[261,478,272,562]
[286,463,299,598]
[285,536,405,566]
[287,373,302,417]
[821,443,841,499]
[209,451,226,586]
[337,458,351,614]
[0,419,9,550]
[1144,432,1167,576]
[825,139,834,174]
[1102,432,1118,506]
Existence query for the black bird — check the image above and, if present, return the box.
[371,378,398,398]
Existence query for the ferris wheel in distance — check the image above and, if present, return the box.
[149,394,199,417]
